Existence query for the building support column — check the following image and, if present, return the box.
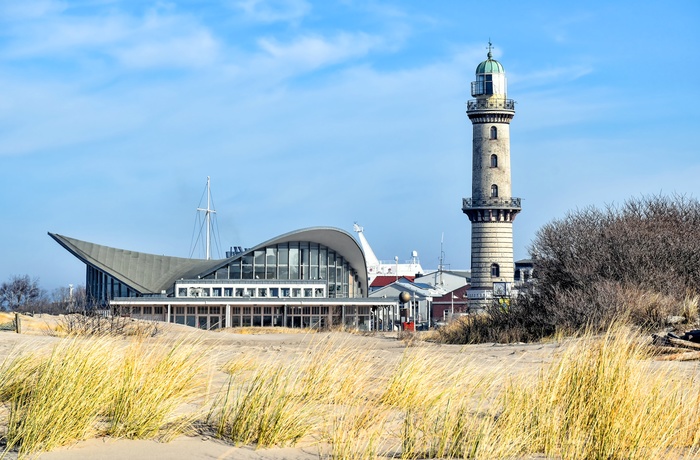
[225,304,231,328]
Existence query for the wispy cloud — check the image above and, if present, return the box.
[0,0,66,20]
[257,32,384,72]
[0,5,222,70]
[231,0,310,23]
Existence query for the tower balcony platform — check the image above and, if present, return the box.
[466,99,515,112]
[463,197,521,210]
[462,197,521,223]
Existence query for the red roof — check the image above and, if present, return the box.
[370,275,415,288]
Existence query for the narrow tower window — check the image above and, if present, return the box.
[490,154,498,168]
[490,126,498,139]
[491,263,500,277]
[491,184,498,197]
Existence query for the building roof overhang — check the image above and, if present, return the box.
[49,226,369,296]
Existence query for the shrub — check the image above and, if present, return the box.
[526,194,700,331]
[55,314,160,337]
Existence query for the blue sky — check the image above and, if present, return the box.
[1,0,698,292]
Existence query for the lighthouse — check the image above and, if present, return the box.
[462,43,521,310]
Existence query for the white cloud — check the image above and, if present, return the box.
[257,32,383,71]
[512,64,593,87]
[232,0,310,23]
[0,0,66,20]
[1,6,222,70]
[114,29,220,68]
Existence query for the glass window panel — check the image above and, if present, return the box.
[178,288,187,297]
[289,246,299,279]
[278,244,288,264]
[242,254,253,279]
[266,247,277,279]
[254,250,265,265]
[255,265,265,280]
[230,261,241,279]
[301,243,309,264]
[216,268,228,279]
[266,247,277,264]
[270,288,279,297]
[310,244,319,266]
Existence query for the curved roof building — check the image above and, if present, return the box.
[50,228,396,330]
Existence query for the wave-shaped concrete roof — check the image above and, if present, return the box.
[49,227,369,295]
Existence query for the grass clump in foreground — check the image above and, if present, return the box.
[0,336,210,458]
[202,328,700,459]
[497,327,700,459]
[3,328,700,459]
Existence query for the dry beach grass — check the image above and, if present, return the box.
[0,313,699,459]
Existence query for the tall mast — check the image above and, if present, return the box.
[197,176,216,260]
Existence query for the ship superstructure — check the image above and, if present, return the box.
[353,223,423,285]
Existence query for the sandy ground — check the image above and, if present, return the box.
[0,313,695,459]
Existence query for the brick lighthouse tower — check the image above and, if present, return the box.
[462,43,521,310]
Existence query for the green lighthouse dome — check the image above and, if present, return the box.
[475,50,504,74]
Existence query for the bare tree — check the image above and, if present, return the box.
[0,275,42,311]
[522,194,700,332]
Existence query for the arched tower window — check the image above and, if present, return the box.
[491,263,500,277]
[491,184,498,197]
[490,126,497,139]
[490,154,498,168]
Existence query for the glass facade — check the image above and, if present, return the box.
[201,242,359,298]
[86,265,138,306]
[87,240,362,307]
